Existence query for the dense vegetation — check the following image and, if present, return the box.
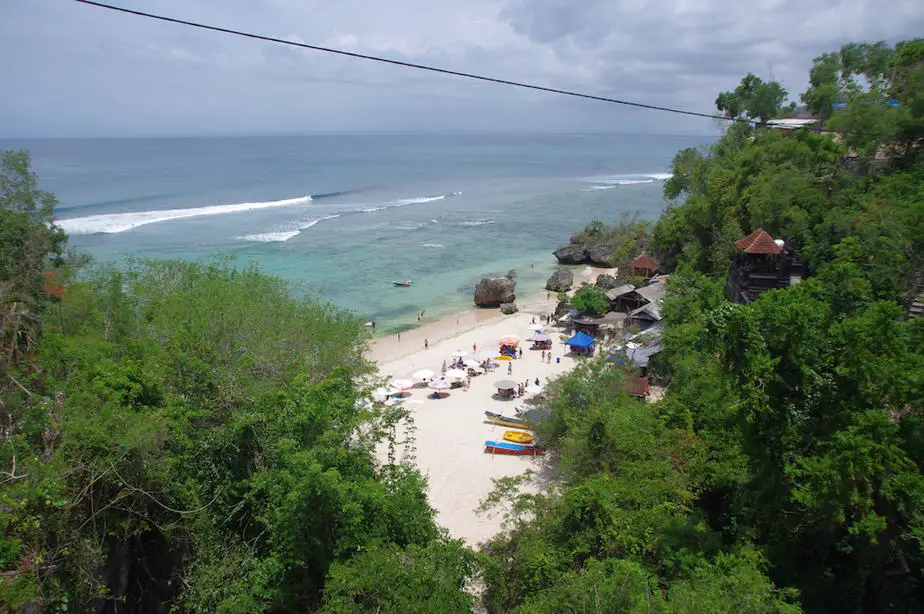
[480,38,924,613]
[1,38,922,613]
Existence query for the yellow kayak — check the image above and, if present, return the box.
[503,430,534,445]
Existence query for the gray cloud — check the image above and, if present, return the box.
[1,0,922,137]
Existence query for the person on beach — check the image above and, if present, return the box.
[541,350,546,361]
[518,348,523,359]
[507,362,512,375]
[372,321,375,329]
[397,333,401,342]
[535,377,540,386]
[424,339,429,349]
[473,343,477,353]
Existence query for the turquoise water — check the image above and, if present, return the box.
[3,134,713,331]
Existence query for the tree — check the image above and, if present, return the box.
[570,284,610,316]
[716,73,790,124]
[0,150,67,370]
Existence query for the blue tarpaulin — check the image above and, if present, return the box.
[564,331,596,348]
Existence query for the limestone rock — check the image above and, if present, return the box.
[586,244,616,267]
[552,244,586,265]
[545,268,574,292]
[474,276,516,307]
[499,302,518,314]
[595,274,620,290]
[554,299,573,317]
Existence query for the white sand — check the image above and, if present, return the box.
[369,266,607,546]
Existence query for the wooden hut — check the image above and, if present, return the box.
[628,253,659,279]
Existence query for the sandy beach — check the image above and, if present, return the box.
[370,266,607,546]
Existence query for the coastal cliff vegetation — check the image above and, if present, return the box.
[2,37,923,613]
[481,38,924,614]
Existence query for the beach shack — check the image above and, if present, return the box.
[628,253,659,279]
[564,331,596,356]
[572,312,626,338]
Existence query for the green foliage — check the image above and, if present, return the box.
[570,284,609,316]
[0,150,68,369]
[1,256,471,611]
[716,73,791,124]
[323,541,476,613]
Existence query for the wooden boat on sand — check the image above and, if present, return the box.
[484,411,529,429]
[485,440,544,456]
[503,430,534,444]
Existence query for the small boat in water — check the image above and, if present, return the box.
[392,280,413,287]
[484,440,544,456]
[503,430,534,445]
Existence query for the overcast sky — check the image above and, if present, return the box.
[3,0,923,137]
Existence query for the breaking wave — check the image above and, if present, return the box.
[460,219,496,227]
[238,214,340,243]
[58,195,312,235]
[422,243,444,248]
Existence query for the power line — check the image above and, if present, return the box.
[72,0,728,122]
[70,0,894,139]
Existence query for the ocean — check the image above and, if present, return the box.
[2,134,713,332]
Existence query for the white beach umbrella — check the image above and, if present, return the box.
[412,369,435,381]
[527,333,550,342]
[372,386,400,402]
[391,379,414,390]
[449,349,469,358]
[527,324,544,331]
[462,358,480,368]
[494,379,517,390]
[428,378,452,390]
[444,369,467,382]
[526,384,545,395]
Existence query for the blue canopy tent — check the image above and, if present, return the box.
[564,331,596,355]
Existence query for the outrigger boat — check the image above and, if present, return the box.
[484,411,529,429]
[503,430,534,445]
[484,440,544,456]
[392,280,413,287]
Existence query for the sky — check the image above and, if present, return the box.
[2,0,923,137]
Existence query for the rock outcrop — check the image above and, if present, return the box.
[545,268,574,292]
[554,299,573,317]
[552,244,586,265]
[474,276,516,307]
[499,302,518,314]
[595,274,620,290]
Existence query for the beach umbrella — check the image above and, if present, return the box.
[462,358,480,368]
[527,333,550,342]
[444,369,467,382]
[494,355,513,361]
[450,349,469,358]
[526,384,545,395]
[498,335,520,346]
[413,369,435,381]
[428,378,452,390]
[391,379,414,390]
[526,324,544,332]
[494,379,517,390]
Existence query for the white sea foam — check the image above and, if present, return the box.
[238,214,340,243]
[460,219,496,227]
[581,185,619,191]
[645,173,673,180]
[422,243,444,248]
[58,195,312,234]
[362,206,388,213]
[395,195,446,206]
